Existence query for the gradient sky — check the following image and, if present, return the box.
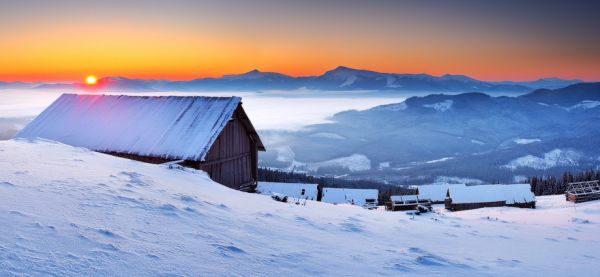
[1,0,599,82]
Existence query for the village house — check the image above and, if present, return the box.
[445,184,536,211]
[16,94,265,191]
[415,183,466,204]
[321,188,379,207]
[256,182,319,201]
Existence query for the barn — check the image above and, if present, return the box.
[445,184,536,211]
[16,94,265,191]
[321,188,379,207]
[415,183,466,204]
[256,182,318,201]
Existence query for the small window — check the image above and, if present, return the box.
[301,189,306,195]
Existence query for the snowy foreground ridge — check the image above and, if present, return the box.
[1,140,599,276]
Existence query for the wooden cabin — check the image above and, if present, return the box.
[16,94,265,191]
[415,183,466,204]
[256,182,319,201]
[445,184,535,211]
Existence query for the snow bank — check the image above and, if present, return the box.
[1,139,599,276]
[321,188,378,206]
[256,182,318,201]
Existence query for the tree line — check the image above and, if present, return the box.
[528,169,600,196]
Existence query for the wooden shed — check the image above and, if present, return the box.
[16,94,265,191]
[565,181,600,203]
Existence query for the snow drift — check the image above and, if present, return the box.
[1,139,599,276]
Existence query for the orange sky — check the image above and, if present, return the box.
[1,1,598,82]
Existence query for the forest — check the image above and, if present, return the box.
[528,169,600,196]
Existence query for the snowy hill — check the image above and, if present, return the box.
[1,139,599,276]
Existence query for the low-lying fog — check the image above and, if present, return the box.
[0,89,414,139]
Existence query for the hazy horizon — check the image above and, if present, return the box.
[2,0,599,82]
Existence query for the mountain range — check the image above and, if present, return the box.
[259,83,600,184]
[1,66,585,93]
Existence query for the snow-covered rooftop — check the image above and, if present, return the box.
[417,183,466,202]
[448,184,535,204]
[321,188,378,206]
[256,182,318,200]
[16,94,253,161]
[390,194,419,202]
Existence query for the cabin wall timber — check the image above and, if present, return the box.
[444,200,506,211]
[181,106,259,192]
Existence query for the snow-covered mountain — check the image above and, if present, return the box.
[297,66,531,92]
[494,77,584,90]
[1,139,599,275]
[260,83,600,182]
[2,66,587,92]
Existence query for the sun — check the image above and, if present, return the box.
[85,75,97,85]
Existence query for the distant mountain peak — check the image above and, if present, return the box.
[333,65,353,71]
[222,69,290,80]
[440,74,478,82]
[323,66,381,79]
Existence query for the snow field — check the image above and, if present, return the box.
[0,139,598,276]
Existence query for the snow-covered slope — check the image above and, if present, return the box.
[1,139,599,276]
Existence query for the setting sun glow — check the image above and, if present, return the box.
[85,75,97,85]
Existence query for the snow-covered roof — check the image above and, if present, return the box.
[256,182,318,200]
[321,188,379,206]
[417,183,466,202]
[16,94,263,161]
[390,195,419,202]
[447,184,535,204]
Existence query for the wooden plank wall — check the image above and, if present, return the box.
[198,107,256,190]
